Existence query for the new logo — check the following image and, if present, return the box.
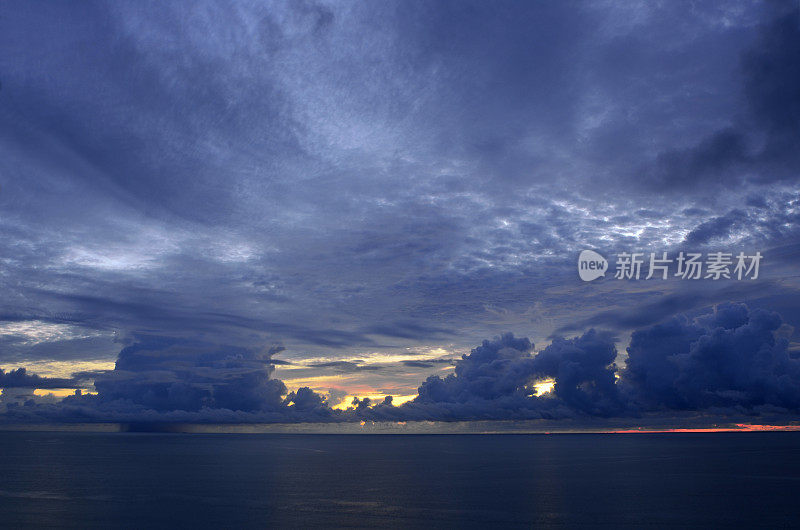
[578,250,608,282]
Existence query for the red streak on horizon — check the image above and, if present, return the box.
[608,424,800,434]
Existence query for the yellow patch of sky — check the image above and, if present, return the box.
[279,368,435,409]
[0,359,115,379]
[279,344,568,409]
[331,394,417,410]
[274,346,456,370]
[33,388,96,398]
[273,345,456,403]
[4,355,556,406]
[533,378,555,396]
[0,360,114,397]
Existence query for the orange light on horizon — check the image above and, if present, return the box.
[609,424,800,434]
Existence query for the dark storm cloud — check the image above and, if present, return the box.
[646,129,750,190]
[89,337,290,413]
[550,279,788,336]
[683,209,749,246]
[0,2,305,223]
[624,303,800,411]
[643,5,800,190]
[530,330,621,415]
[283,386,327,412]
[0,368,77,389]
[391,331,624,420]
[553,291,707,336]
[742,8,800,162]
[367,303,800,421]
[3,336,334,422]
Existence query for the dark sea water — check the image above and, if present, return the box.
[1,431,799,528]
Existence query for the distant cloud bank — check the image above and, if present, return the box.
[3,303,799,424]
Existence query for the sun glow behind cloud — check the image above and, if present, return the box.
[533,379,555,396]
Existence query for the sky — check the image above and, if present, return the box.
[0,0,799,424]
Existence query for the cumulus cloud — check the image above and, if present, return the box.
[87,337,288,413]
[530,331,621,415]
[390,331,623,420]
[9,336,331,422]
[0,367,78,389]
[379,303,799,421]
[624,302,800,411]
[283,387,329,413]
[3,303,799,423]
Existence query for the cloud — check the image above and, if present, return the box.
[624,302,800,411]
[268,359,294,366]
[381,303,800,421]
[4,303,800,424]
[552,278,795,337]
[530,330,621,415]
[0,368,78,389]
[86,337,292,413]
[283,387,329,413]
[361,321,454,340]
[0,1,795,372]
[325,388,349,408]
[683,209,749,246]
[307,360,381,372]
[401,359,455,368]
[741,8,800,145]
[643,5,800,190]
[393,331,623,420]
[647,129,750,190]
[1,2,799,427]
[414,333,535,403]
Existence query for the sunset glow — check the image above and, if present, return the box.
[609,424,800,434]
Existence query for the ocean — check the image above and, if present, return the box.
[1,431,799,528]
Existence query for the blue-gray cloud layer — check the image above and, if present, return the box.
[1,2,799,422]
